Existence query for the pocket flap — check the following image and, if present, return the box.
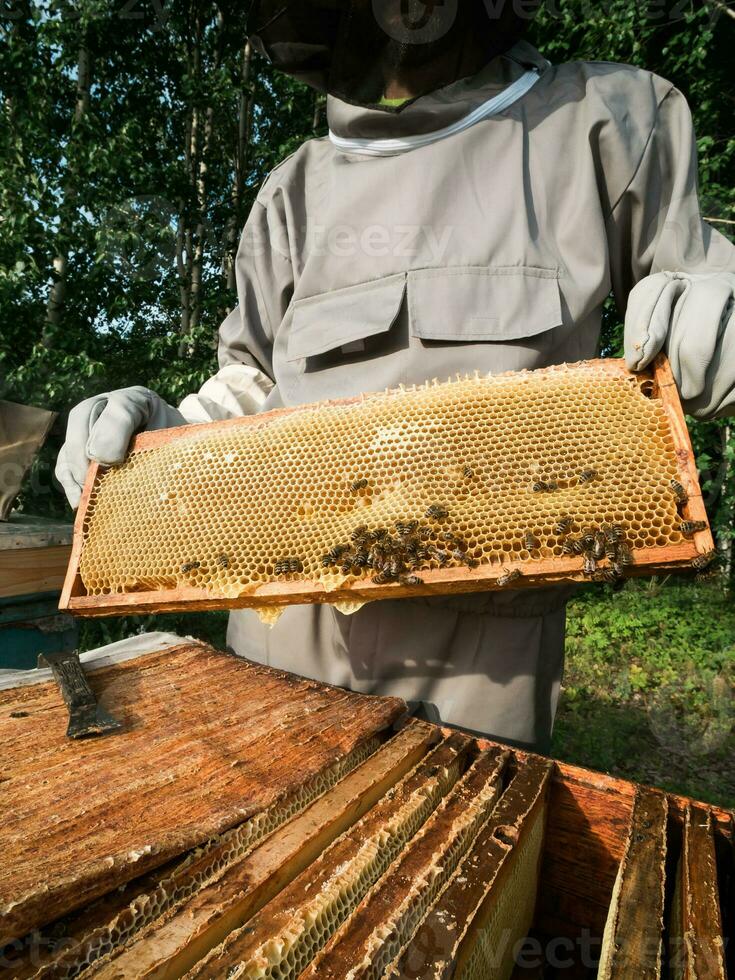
[408,267,562,342]
[287,274,406,362]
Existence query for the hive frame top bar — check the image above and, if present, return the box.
[60,355,714,617]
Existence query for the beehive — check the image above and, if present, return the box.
[0,642,405,947]
[60,356,714,617]
[2,640,733,979]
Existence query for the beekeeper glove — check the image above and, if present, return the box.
[55,387,186,509]
[625,271,735,418]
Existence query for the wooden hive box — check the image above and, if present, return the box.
[1,638,732,979]
[59,356,714,619]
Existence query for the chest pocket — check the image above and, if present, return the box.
[286,273,407,364]
[408,266,563,342]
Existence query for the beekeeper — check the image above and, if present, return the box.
[56,1,735,751]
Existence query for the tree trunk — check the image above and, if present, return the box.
[177,3,226,358]
[224,40,254,295]
[43,29,91,345]
[718,424,733,581]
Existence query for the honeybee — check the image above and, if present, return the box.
[532,481,558,493]
[601,524,624,544]
[592,533,606,561]
[670,479,688,505]
[442,531,467,550]
[562,538,579,556]
[350,478,369,493]
[578,469,598,485]
[275,557,303,575]
[497,568,522,588]
[352,549,369,568]
[369,549,387,573]
[582,556,597,576]
[611,561,625,578]
[523,531,540,551]
[449,549,477,569]
[351,525,369,543]
[399,574,424,586]
[579,532,596,553]
[692,550,717,570]
[425,504,449,521]
[679,520,707,536]
[322,543,349,566]
[462,465,475,480]
[554,516,574,536]
[593,568,620,583]
[616,545,633,567]
[181,561,200,574]
[604,541,618,561]
[429,546,451,566]
[395,520,419,536]
[216,554,229,569]
[372,571,394,585]
[417,525,434,540]
[389,558,406,578]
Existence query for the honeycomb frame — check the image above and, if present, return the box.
[60,355,714,617]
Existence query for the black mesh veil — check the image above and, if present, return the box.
[247,1,540,110]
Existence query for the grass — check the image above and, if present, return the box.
[552,577,735,808]
[77,578,734,810]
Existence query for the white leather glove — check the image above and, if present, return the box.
[624,271,735,418]
[55,387,186,508]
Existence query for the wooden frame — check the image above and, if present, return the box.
[59,355,715,617]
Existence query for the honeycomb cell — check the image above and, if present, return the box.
[78,363,691,599]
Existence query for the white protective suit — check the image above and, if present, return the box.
[58,26,735,751]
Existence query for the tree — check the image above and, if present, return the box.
[0,0,732,571]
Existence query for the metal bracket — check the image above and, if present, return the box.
[38,649,123,739]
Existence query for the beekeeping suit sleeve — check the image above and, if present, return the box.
[178,199,286,423]
[613,86,735,418]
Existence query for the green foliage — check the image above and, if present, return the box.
[555,578,735,806]
[77,610,228,651]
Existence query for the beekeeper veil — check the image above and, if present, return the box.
[247,1,540,110]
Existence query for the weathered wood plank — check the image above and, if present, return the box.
[0,545,72,599]
[597,787,668,979]
[300,747,509,980]
[0,642,406,945]
[387,757,553,980]
[669,804,727,980]
[15,721,435,980]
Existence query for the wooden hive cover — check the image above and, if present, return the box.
[60,355,714,618]
[0,640,405,945]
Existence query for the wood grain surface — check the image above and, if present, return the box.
[597,786,669,979]
[0,641,405,945]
